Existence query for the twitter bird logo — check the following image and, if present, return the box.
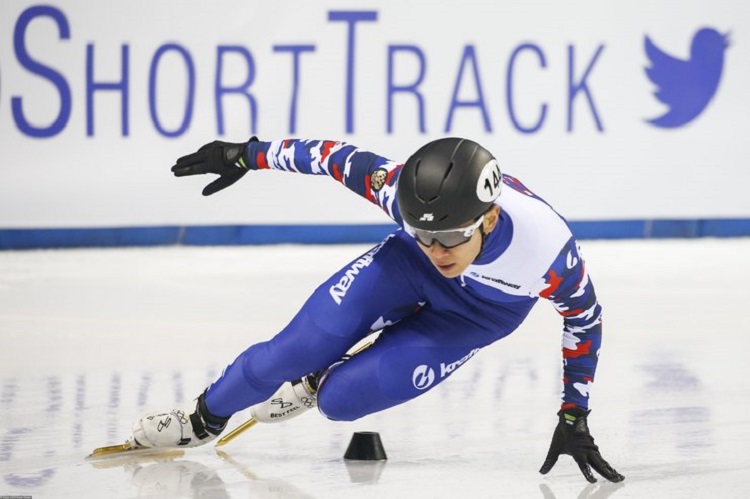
[644,28,730,128]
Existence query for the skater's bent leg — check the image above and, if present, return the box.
[205,309,357,417]
[317,316,490,421]
[205,234,428,418]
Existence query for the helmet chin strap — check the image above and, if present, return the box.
[473,225,488,263]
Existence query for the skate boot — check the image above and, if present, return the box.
[132,392,229,448]
[250,374,318,423]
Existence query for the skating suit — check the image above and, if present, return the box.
[205,139,602,420]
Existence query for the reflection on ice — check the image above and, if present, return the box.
[344,460,388,484]
[539,481,625,499]
[216,450,315,498]
[640,362,701,391]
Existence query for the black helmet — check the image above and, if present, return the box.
[397,137,502,231]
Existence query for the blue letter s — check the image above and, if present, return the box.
[12,5,72,138]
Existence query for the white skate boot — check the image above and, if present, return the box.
[250,375,318,423]
[132,392,229,449]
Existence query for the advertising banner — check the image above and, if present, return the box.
[1,1,747,245]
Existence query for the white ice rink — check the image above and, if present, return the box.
[1,238,749,498]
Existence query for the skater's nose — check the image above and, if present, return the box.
[428,241,451,257]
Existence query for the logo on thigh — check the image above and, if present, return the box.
[412,365,436,390]
[329,234,394,305]
[411,348,481,391]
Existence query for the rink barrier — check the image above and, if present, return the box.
[1,218,750,249]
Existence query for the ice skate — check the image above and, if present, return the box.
[214,374,319,447]
[131,393,229,449]
[249,374,318,423]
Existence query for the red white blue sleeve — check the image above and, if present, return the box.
[245,139,404,224]
[538,238,603,410]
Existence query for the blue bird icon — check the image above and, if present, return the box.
[644,28,730,128]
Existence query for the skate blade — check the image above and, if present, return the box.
[215,418,258,447]
[87,441,186,461]
[87,441,148,459]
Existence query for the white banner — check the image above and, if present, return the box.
[1,0,748,228]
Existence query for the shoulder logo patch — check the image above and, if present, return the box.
[370,168,388,191]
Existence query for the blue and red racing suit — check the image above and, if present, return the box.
[204,139,602,421]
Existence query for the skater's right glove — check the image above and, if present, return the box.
[539,408,624,483]
[171,137,258,196]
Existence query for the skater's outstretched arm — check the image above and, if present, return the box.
[171,137,404,224]
[535,238,624,483]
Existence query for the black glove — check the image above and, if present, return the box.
[171,137,258,196]
[539,408,624,483]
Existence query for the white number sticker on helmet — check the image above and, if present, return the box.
[476,159,502,202]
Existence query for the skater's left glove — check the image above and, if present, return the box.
[171,137,258,196]
[539,408,624,483]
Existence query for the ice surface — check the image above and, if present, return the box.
[1,239,749,498]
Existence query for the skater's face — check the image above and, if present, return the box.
[416,205,500,278]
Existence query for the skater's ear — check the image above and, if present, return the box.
[483,205,501,233]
